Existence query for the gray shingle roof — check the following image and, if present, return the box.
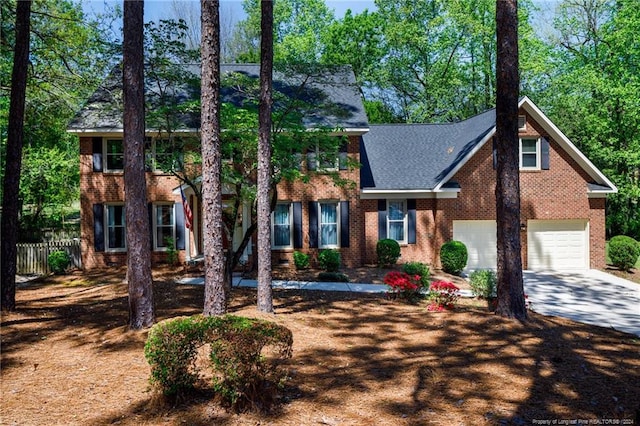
[68,63,368,132]
[360,108,496,190]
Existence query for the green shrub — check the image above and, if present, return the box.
[609,235,640,272]
[164,237,178,265]
[209,316,293,411]
[144,314,293,411]
[376,239,401,267]
[402,261,430,288]
[440,240,468,275]
[318,249,341,272]
[317,271,349,282]
[48,250,70,275]
[469,269,497,298]
[293,251,310,270]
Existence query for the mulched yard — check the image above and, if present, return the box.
[1,266,639,425]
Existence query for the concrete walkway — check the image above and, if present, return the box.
[177,269,639,336]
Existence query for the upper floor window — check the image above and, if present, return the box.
[272,203,293,249]
[387,200,407,243]
[306,141,348,172]
[104,139,124,172]
[106,204,126,251]
[518,115,526,132]
[153,203,175,250]
[319,201,339,248]
[146,138,184,172]
[520,138,540,170]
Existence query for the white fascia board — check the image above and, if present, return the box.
[519,96,618,193]
[360,189,459,200]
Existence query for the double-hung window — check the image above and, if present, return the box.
[154,204,175,250]
[272,203,293,249]
[105,204,126,251]
[145,138,184,172]
[104,139,124,172]
[387,200,407,243]
[319,201,339,248]
[520,138,540,170]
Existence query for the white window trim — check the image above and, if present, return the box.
[271,202,293,249]
[147,138,184,173]
[153,203,175,251]
[105,203,126,252]
[519,137,541,170]
[313,144,339,172]
[387,199,408,244]
[104,139,124,173]
[319,201,340,249]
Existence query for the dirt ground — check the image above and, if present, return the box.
[2,266,639,426]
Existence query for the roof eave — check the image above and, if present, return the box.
[360,188,459,199]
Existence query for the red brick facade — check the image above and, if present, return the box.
[79,106,609,271]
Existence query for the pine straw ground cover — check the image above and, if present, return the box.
[1,267,639,426]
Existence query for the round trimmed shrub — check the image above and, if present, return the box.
[377,239,401,267]
[318,249,341,272]
[293,251,310,270]
[48,250,70,275]
[609,235,640,272]
[439,240,468,275]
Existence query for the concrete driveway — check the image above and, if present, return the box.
[524,270,640,337]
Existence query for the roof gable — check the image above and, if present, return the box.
[360,96,616,196]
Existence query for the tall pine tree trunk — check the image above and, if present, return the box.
[495,0,527,320]
[1,0,31,311]
[123,0,154,329]
[257,0,274,313]
[201,0,226,316]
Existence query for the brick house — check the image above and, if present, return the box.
[69,64,616,272]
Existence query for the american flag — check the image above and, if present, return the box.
[180,186,193,230]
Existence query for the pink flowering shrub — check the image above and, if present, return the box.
[427,280,460,311]
[384,271,423,303]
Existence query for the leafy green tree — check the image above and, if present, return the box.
[540,0,640,239]
[231,0,335,63]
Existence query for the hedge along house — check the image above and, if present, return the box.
[70,62,616,272]
[360,97,617,271]
[68,64,369,270]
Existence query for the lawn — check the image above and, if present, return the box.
[1,267,639,425]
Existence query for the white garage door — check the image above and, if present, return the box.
[452,220,497,270]
[527,220,588,270]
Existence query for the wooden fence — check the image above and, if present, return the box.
[16,240,82,275]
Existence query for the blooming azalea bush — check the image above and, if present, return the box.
[427,280,460,311]
[384,271,423,303]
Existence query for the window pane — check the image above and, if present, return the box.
[521,139,537,153]
[156,205,173,226]
[106,140,124,170]
[106,205,125,249]
[522,153,537,168]
[273,204,291,247]
[320,203,338,246]
[388,201,404,220]
[389,222,404,241]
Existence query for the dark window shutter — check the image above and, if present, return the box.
[340,201,350,247]
[175,202,186,250]
[541,137,550,170]
[407,199,416,244]
[492,137,497,170]
[148,203,154,249]
[92,137,103,172]
[378,199,387,240]
[308,201,318,248]
[307,152,317,171]
[293,202,303,249]
[93,204,104,252]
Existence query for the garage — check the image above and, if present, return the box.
[452,220,497,270]
[527,220,589,270]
